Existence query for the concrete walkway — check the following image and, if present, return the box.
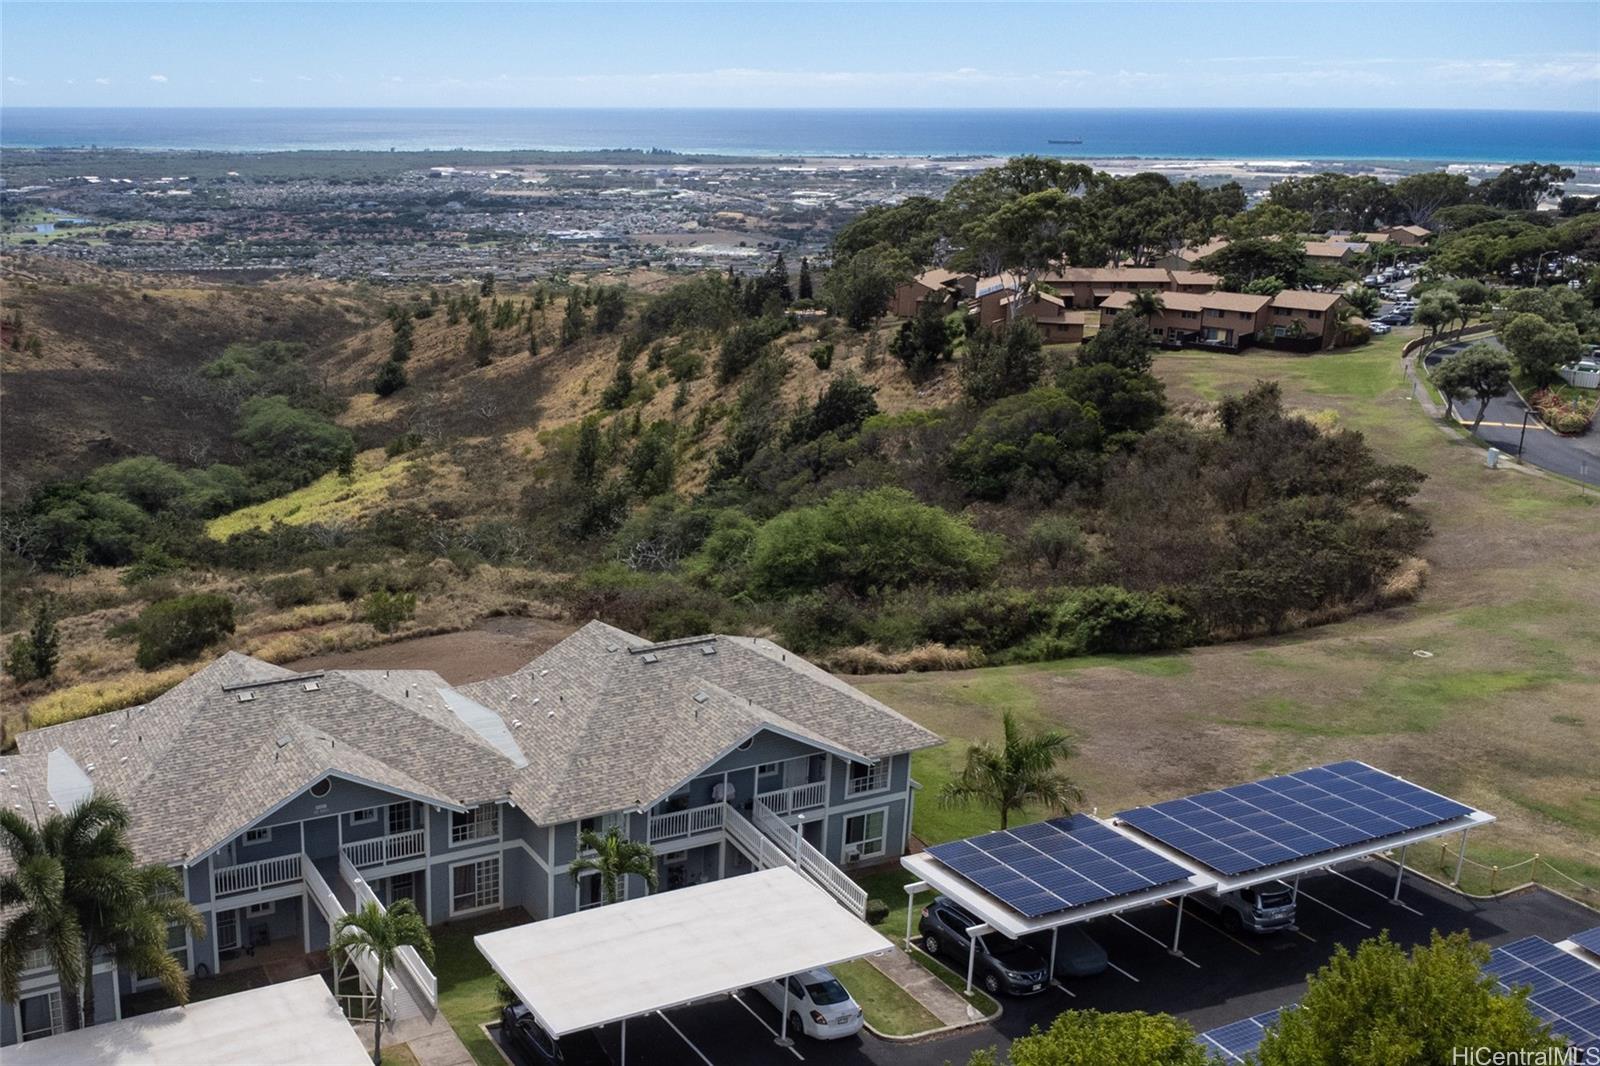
[359,1010,476,1066]
[866,946,988,1027]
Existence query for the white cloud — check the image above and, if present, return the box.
[94,76,111,85]
[296,75,314,83]
[249,76,265,84]
[149,73,168,83]
[5,75,24,85]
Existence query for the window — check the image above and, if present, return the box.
[389,872,416,905]
[847,761,890,795]
[1180,310,1199,320]
[1274,307,1292,317]
[576,872,604,911]
[577,813,621,849]
[450,803,499,845]
[843,809,887,861]
[247,901,275,917]
[1205,308,1225,319]
[756,762,783,793]
[387,803,414,836]
[1307,310,1323,320]
[19,990,63,1041]
[351,808,378,826]
[243,827,272,845]
[310,778,332,798]
[451,857,500,915]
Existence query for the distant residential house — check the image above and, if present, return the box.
[1100,289,1271,352]
[1302,240,1369,267]
[1265,290,1347,349]
[1040,267,1177,309]
[1167,270,1221,293]
[992,290,1098,344]
[1377,224,1432,247]
[0,623,941,1046]
[889,268,977,317]
[1153,237,1230,272]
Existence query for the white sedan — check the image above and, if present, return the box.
[752,968,864,1040]
[1369,322,1392,335]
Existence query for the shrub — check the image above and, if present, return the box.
[135,593,236,670]
[864,899,890,925]
[374,359,409,397]
[5,633,41,684]
[950,388,1104,501]
[261,572,320,608]
[1052,586,1192,654]
[361,589,417,634]
[749,487,999,598]
[28,665,198,729]
[809,343,834,370]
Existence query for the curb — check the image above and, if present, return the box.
[860,946,1003,1042]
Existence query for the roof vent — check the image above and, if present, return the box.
[236,691,256,703]
[531,696,541,704]
[539,669,550,677]
[276,735,292,749]
[642,653,660,664]
[692,692,708,704]
[606,644,618,652]
[302,681,320,692]
[702,645,717,656]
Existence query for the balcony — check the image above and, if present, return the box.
[845,764,891,796]
[757,779,828,816]
[213,853,302,898]
[648,801,724,845]
[342,829,425,870]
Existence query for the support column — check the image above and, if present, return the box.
[965,937,977,995]
[1048,928,1059,980]
[1169,896,1186,956]
[1291,874,1301,903]
[1453,830,1469,886]
[904,891,917,951]
[621,1017,627,1065]
[1391,844,1409,903]
[776,977,793,1047]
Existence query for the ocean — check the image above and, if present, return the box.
[2,107,1597,164]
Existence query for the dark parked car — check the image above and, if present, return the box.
[501,1004,612,1065]
[918,896,1050,996]
[1021,924,1108,979]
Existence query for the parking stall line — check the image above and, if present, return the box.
[1326,867,1424,916]
[656,1009,721,1066]
[727,994,806,1062]
[1297,890,1373,930]
[1118,909,1204,969]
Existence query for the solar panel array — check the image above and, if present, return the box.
[925,813,1192,919]
[1486,936,1600,1050]
[1572,927,1600,960]
[1199,1006,1285,1064]
[1115,760,1474,878]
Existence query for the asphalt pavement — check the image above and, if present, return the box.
[1424,338,1600,486]
[487,863,1598,1066]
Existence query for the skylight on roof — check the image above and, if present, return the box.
[437,688,529,769]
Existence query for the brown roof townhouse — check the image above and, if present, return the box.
[1099,288,1347,352]
[1377,224,1432,247]
[889,267,977,317]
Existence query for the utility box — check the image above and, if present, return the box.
[1486,448,1500,468]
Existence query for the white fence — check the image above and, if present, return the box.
[648,802,725,844]
[212,853,302,898]
[752,801,868,918]
[342,829,426,869]
[757,780,829,816]
[1558,365,1600,389]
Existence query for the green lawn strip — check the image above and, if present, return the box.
[433,911,526,1066]
[907,948,1001,1017]
[829,959,940,1036]
[379,1044,421,1066]
[910,743,1052,844]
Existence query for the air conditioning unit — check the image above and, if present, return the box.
[844,847,862,864]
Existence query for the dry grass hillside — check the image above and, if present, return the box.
[0,256,377,495]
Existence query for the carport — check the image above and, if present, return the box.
[899,813,1217,994]
[474,866,891,1063]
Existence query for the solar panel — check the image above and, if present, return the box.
[1115,761,1474,878]
[1198,1007,1285,1063]
[1572,927,1600,960]
[925,814,1192,919]
[1489,936,1600,1050]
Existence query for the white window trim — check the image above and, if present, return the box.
[846,761,892,797]
[243,827,272,845]
[450,803,500,846]
[575,870,605,912]
[388,803,414,835]
[448,855,501,917]
[842,807,889,862]
[350,808,379,826]
[18,988,64,1041]
[247,901,276,916]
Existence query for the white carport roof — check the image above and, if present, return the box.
[476,866,892,1037]
[5,976,370,1066]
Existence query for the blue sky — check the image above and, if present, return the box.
[2,2,1597,111]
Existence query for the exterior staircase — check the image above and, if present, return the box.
[721,802,869,918]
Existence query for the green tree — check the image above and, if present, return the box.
[560,296,587,346]
[373,359,408,397]
[1078,311,1158,374]
[1501,312,1582,387]
[939,709,1083,830]
[1476,162,1575,211]
[1200,238,1308,290]
[1390,171,1471,227]
[950,388,1104,502]
[390,315,413,362]
[974,1010,1210,1066]
[1,795,204,1032]
[627,421,677,497]
[4,595,61,683]
[572,417,604,487]
[1415,292,1461,346]
[1025,515,1087,573]
[1431,343,1511,429]
[568,826,659,907]
[600,362,635,410]
[891,302,958,383]
[822,246,913,330]
[362,589,417,634]
[961,319,1045,406]
[797,256,814,300]
[134,593,235,669]
[479,272,496,298]
[329,900,434,1066]
[1346,286,1382,319]
[592,286,627,334]
[1255,931,1560,1066]
[467,317,493,366]
[1056,362,1166,441]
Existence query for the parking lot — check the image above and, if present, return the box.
[488,860,1596,1066]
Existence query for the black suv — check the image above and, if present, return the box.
[500,1004,612,1065]
[918,896,1050,996]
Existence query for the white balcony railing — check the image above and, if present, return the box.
[212,853,302,898]
[846,764,891,796]
[648,801,725,845]
[757,780,828,816]
[341,829,425,869]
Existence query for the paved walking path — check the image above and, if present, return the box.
[866,946,989,1027]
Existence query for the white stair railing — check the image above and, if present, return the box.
[303,856,385,1022]
[721,803,796,873]
[338,854,437,1010]
[752,800,868,919]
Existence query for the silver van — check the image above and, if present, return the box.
[1192,881,1296,933]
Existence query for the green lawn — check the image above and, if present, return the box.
[830,959,940,1036]
[433,910,527,1066]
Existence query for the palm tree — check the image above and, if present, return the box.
[939,710,1084,830]
[330,899,434,1066]
[569,826,658,906]
[1128,289,1165,319]
[1,795,201,1031]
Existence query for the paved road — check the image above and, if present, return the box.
[1425,338,1600,486]
[489,863,1598,1066]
